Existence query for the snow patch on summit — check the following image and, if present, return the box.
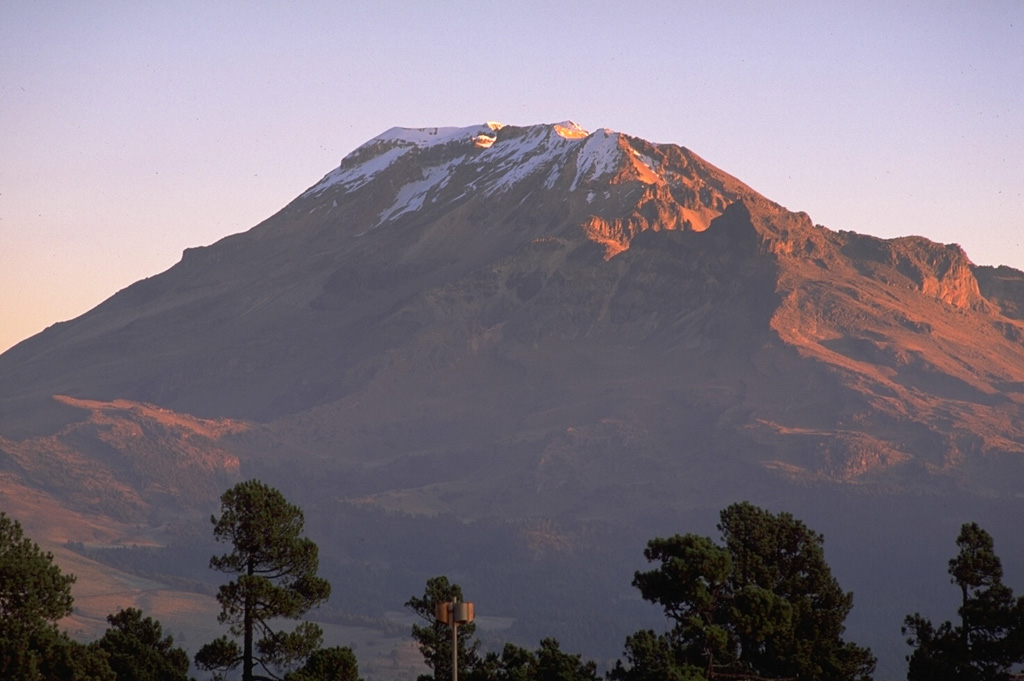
[473,134,497,149]
[305,123,501,197]
[376,159,460,224]
[631,147,659,174]
[375,125,477,148]
[553,121,589,139]
[571,129,622,190]
[307,121,655,231]
[478,124,587,195]
[304,144,414,196]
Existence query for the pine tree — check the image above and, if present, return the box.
[284,645,362,681]
[0,512,114,680]
[468,638,599,681]
[91,607,192,681]
[195,480,332,681]
[406,576,480,681]
[619,502,875,681]
[904,522,1024,681]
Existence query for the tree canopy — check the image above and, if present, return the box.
[91,607,193,681]
[614,502,875,681]
[195,479,332,681]
[903,522,1024,681]
[406,575,481,681]
[0,511,75,635]
[469,638,599,681]
[284,645,362,681]
[0,512,114,680]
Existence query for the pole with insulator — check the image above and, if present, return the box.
[435,597,474,681]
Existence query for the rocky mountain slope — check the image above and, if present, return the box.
[2,121,1024,677]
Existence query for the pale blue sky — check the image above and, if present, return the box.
[2,1,1022,353]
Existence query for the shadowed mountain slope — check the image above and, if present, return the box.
[2,121,1024,678]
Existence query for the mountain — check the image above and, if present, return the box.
[2,121,1024,678]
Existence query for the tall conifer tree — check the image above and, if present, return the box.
[904,522,1024,681]
[195,480,331,681]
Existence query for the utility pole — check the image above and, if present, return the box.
[435,597,474,681]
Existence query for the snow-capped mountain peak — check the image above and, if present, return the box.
[297,121,758,253]
[305,121,604,199]
[553,121,589,139]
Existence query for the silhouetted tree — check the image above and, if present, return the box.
[533,637,599,681]
[195,480,332,681]
[903,522,1024,681]
[469,638,598,681]
[406,576,481,681]
[284,645,362,681]
[470,642,535,681]
[92,607,192,681]
[615,502,875,681]
[608,629,702,681]
[0,512,114,680]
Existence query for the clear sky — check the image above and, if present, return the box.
[2,1,1022,354]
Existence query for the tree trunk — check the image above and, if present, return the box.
[244,559,254,681]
